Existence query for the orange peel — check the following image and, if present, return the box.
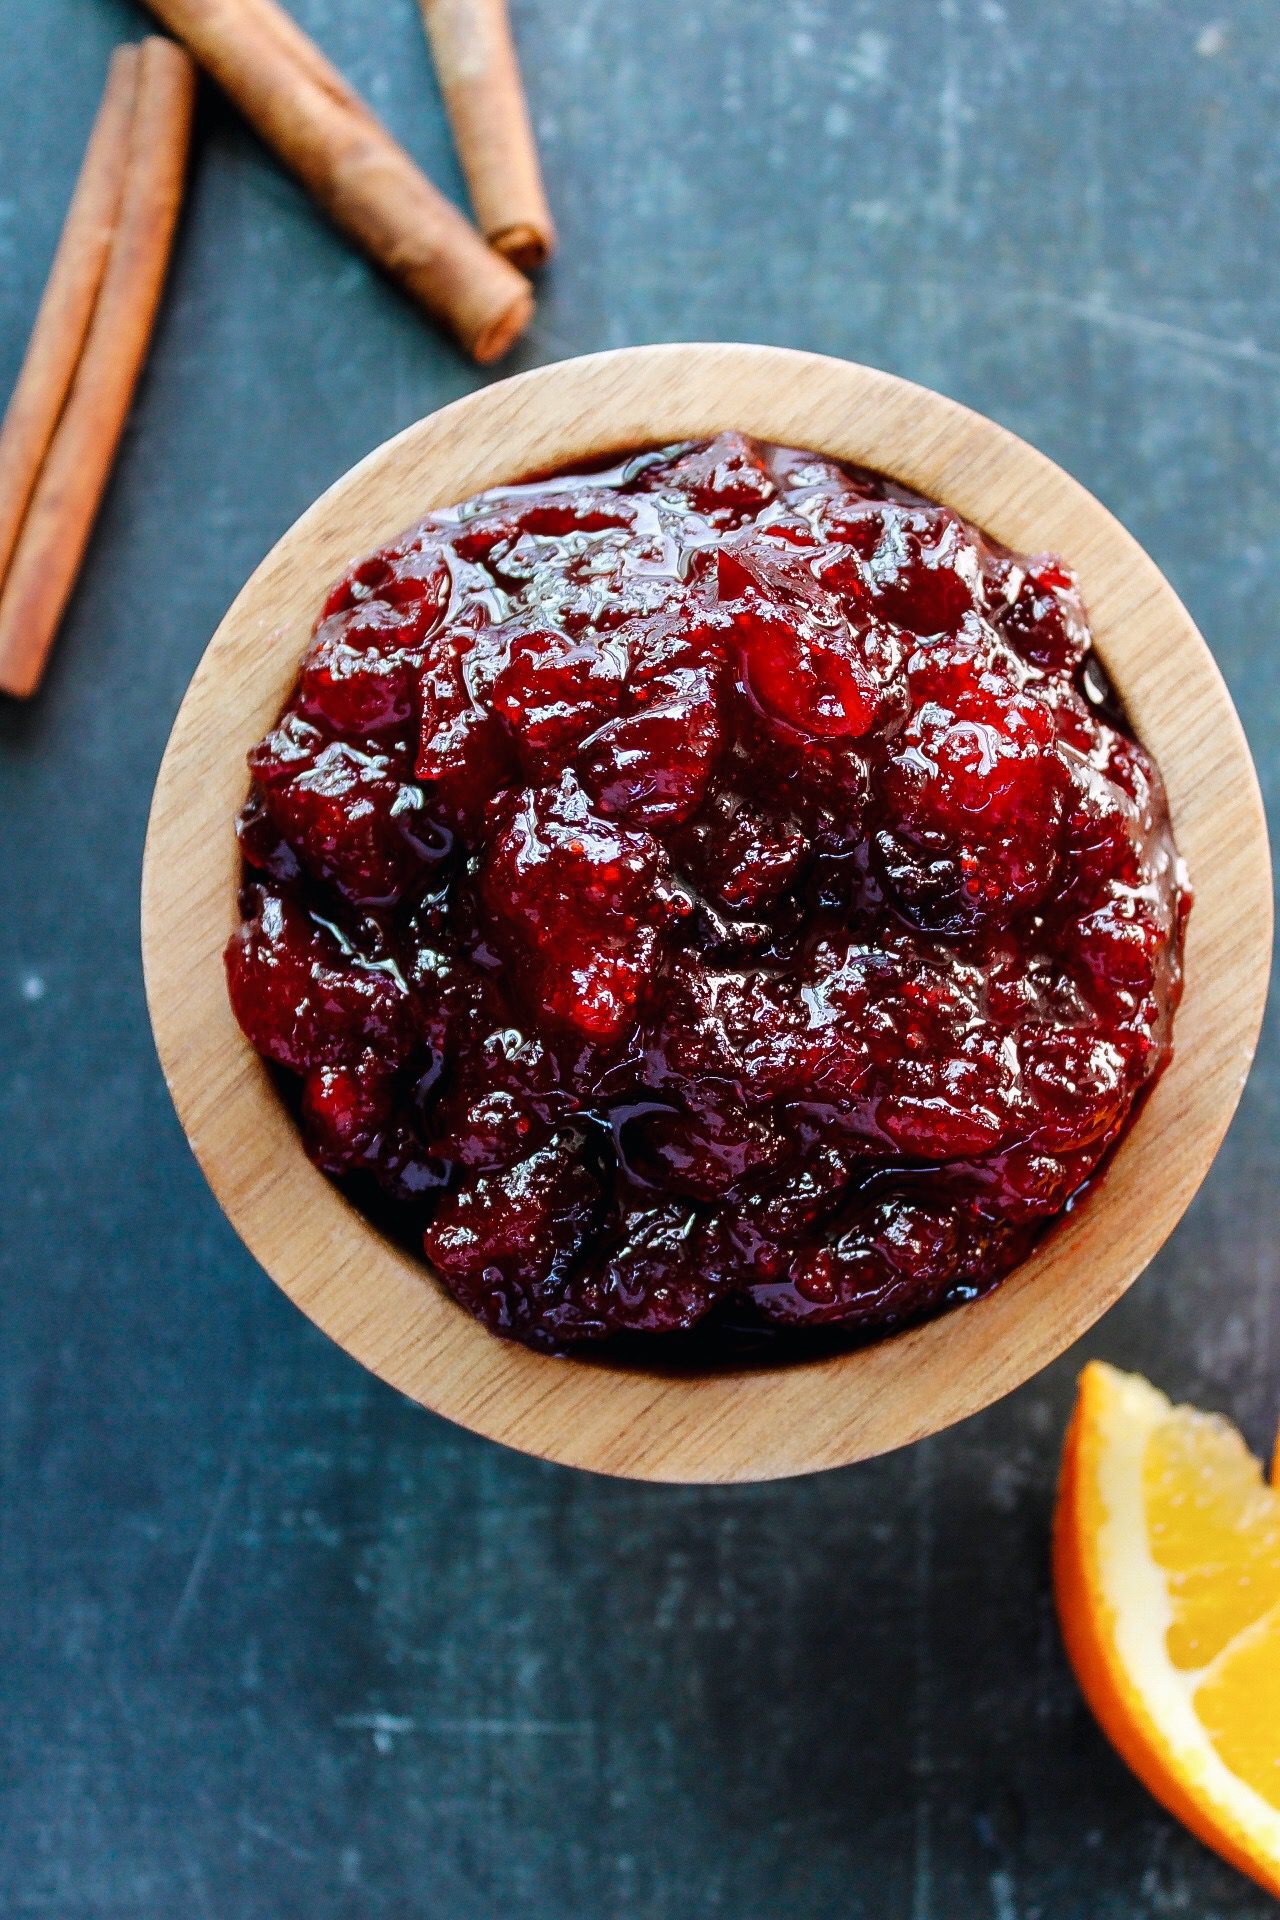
[1054,1361,1280,1897]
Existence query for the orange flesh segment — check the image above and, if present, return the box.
[1144,1408,1280,1669]
[1194,1603,1280,1811]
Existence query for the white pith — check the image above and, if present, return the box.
[1091,1364,1280,1865]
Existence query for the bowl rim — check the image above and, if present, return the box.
[141,342,1272,1483]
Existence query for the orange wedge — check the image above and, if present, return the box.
[1054,1361,1280,1897]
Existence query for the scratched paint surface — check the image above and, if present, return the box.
[1,0,1278,1914]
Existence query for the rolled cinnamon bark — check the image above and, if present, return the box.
[419,0,556,272]
[0,46,138,599]
[140,0,534,362]
[0,40,195,699]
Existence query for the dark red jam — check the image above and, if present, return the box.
[226,433,1188,1353]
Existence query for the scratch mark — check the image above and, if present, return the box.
[422,1717,591,1737]
[910,1443,937,1920]
[990,1866,1019,1920]
[163,1448,242,1650]
[937,0,963,222]
[240,1813,318,1864]
[1020,291,1280,373]
[335,1711,589,1740]
[107,1668,145,1756]
[525,316,588,362]
[176,1840,216,1920]
[334,1711,420,1739]
[911,1799,933,1920]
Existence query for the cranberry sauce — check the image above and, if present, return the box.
[226,433,1188,1352]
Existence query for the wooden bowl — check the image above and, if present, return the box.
[142,344,1271,1483]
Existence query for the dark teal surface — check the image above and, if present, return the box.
[1,2,1277,1913]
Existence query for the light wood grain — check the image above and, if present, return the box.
[140,344,1272,1483]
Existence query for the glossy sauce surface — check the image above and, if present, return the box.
[226,434,1188,1351]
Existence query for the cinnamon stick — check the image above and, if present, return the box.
[0,40,195,700]
[419,0,556,272]
[139,0,534,363]
[0,47,139,599]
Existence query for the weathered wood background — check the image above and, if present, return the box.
[1,0,1276,1913]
